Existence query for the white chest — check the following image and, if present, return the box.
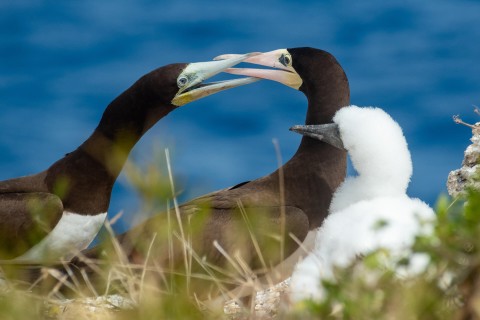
[14,211,107,262]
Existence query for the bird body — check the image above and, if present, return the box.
[0,55,257,262]
[64,48,350,303]
[15,211,107,261]
[289,106,435,302]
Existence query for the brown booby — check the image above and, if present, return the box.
[0,54,258,262]
[55,48,350,306]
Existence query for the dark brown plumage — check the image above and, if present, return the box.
[60,48,350,305]
[0,57,256,261]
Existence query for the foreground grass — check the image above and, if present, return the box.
[3,191,480,320]
[0,149,293,319]
[287,190,480,320]
[2,146,480,319]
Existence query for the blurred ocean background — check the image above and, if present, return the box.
[1,0,479,233]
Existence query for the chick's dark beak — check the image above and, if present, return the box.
[290,124,346,150]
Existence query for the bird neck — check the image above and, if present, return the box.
[305,96,335,125]
[297,86,349,150]
[79,77,177,179]
[43,69,178,214]
[344,138,413,200]
[280,143,346,228]
[282,93,349,228]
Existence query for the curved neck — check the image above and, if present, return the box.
[79,77,176,179]
[43,68,179,214]
[282,80,349,227]
[298,80,350,151]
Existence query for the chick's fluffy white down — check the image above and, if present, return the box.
[289,106,435,303]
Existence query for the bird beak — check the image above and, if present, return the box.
[213,49,303,90]
[289,124,346,150]
[172,53,261,106]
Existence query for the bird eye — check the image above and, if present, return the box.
[177,76,188,88]
[279,53,292,67]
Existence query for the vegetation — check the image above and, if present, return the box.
[2,146,480,319]
[287,190,480,320]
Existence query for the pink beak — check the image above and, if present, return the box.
[214,49,303,89]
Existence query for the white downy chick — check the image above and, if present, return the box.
[289,106,435,302]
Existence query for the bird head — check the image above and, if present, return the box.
[290,106,413,193]
[170,53,261,106]
[214,48,350,124]
[214,48,348,98]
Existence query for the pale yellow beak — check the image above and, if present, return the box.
[172,53,261,106]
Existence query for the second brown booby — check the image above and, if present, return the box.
[56,48,350,306]
[0,54,258,262]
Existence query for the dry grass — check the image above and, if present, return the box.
[0,146,295,319]
[4,142,480,319]
[0,214,293,319]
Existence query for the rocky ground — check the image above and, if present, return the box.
[224,279,291,319]
[447,111,480,197]
[39,279,291,319]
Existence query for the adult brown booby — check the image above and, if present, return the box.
[0,54,258,262]
[59,48,349,306]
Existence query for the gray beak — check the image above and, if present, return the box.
[290,124,346,150]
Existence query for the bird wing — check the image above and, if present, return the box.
[48,186,311,299]
[183,202,310,273]
[121,184,310,273]
[0,192,64,259]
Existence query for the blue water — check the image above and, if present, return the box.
[1,0,479,232]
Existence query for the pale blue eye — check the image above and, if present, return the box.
[177,76,188,88]
[279,53,292,67]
